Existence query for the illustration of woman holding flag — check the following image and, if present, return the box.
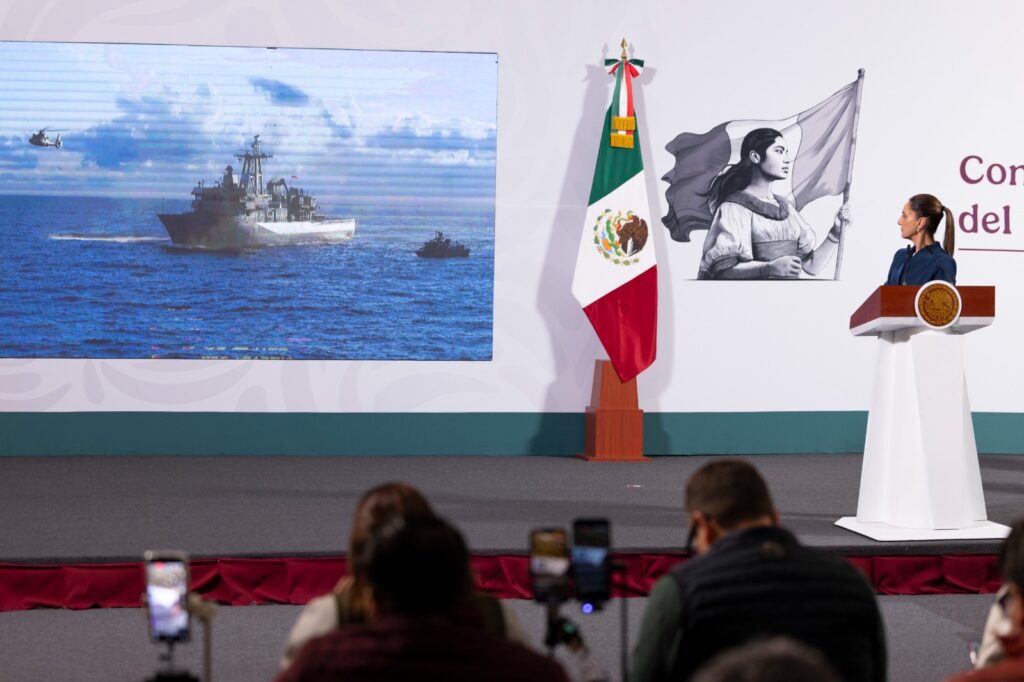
[697,128,850,279]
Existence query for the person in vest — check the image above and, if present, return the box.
[630,459,886,682]
[276,515,569,682]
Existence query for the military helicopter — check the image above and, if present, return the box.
[28,128,64,149]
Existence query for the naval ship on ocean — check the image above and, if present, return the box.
[158,135,355,249]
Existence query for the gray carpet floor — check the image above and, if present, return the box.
[1,454,1022,562]
[0,595,996,682]
[1,454,1020,681]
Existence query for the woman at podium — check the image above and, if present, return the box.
[885,194,957,285]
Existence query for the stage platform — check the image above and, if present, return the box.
[2,453,1021,612]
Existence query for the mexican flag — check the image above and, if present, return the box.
[570,52,657,383]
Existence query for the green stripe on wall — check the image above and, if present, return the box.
[0,412,1020,456]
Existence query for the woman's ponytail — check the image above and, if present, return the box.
[942,205,955,256]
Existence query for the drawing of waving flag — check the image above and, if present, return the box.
[662,73,864,243]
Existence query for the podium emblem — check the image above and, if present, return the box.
[915,282,962,329]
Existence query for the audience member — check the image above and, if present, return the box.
[280,482,527,669]
[976,584,1012,668]
[948,519,1024,681]
[275,515,569,682]
[974,521,1024,670]
[630,459,885,682]
[691,636,842,682]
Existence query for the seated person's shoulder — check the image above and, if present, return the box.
[280,592,342,670]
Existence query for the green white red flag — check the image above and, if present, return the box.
[570,48,657,382]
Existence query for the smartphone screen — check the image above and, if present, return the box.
[572,518,611,603]
[529,528,570,603]
[144,553,190,642]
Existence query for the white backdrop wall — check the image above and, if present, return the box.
[1,0,1022,415]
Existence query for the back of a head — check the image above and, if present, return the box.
[686,459,776,529]
[349,482,435,565]
[692,637,842,682]
[362,515,473,618]
[1000,518,1024,589]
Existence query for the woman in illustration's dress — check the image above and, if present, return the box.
[698,127,850,279]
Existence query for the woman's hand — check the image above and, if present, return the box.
[830,203,851,240]
[765,255,803,278]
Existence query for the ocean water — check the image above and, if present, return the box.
[0,195,493,360]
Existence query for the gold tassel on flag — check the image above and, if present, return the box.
[611,116,636,131]
[609,133,634,149]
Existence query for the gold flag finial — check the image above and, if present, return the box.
[620,38,628,61]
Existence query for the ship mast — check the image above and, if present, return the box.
[237,134,272,196]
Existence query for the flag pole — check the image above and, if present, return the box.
[834,68,865,281]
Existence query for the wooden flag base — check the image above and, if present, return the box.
[579,360,647,462]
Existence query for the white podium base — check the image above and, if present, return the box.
[836,517,1010,542]
[854,329,987,529]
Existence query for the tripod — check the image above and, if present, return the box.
[146,640,199,682]
[145,593,215,682]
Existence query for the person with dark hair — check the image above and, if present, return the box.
[279,482,528,670]
[692,636,843,682]
[631,459,885,682]
[948,519,1024,681]
[277,515,569,682]
[885,193,957,285]
[698,128,850,279]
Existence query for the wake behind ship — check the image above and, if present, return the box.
[158,135,355,249]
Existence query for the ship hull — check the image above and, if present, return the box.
[158,213,356,250]
[416,250,470,258]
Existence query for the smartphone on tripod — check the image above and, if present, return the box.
[529,528,570,603]
[572,518,611,604]
[144,550,191,643]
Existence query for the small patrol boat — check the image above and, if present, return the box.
[415,231,470,258]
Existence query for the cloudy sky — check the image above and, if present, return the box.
[0,41,497,205]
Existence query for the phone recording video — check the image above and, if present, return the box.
[529,528,570,604]
[144,550,191,642]
[572,518,611,604]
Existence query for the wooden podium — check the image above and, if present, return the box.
[836,284,1009,541]
[580,360,647,461]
